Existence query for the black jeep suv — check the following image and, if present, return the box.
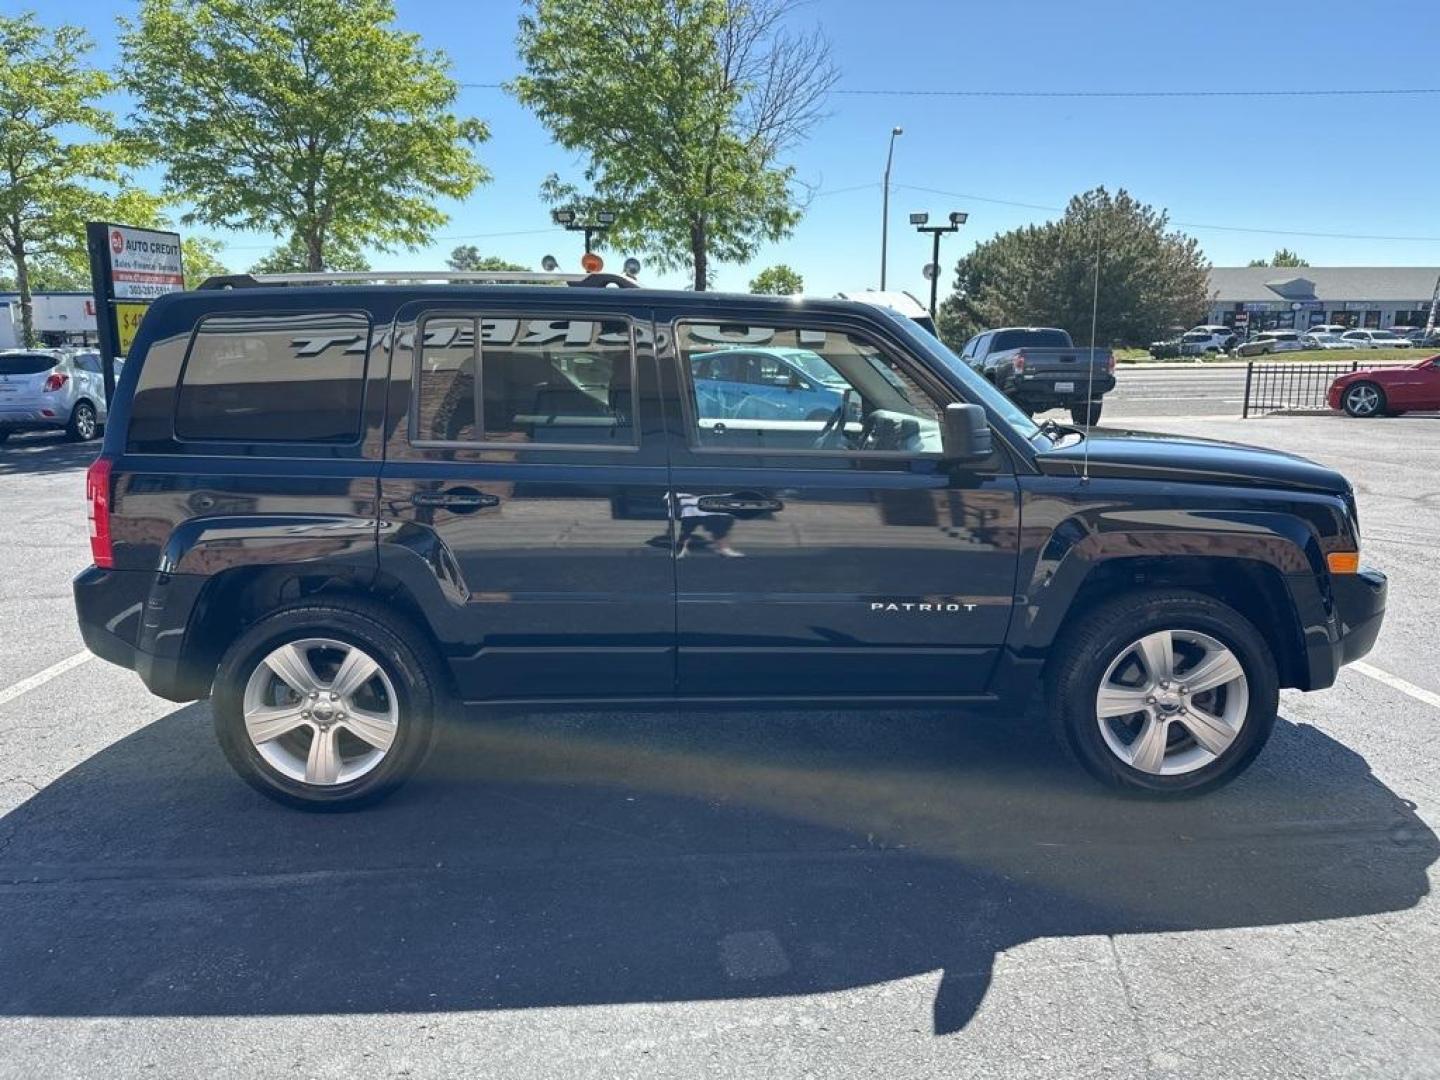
[73,271,1386,809]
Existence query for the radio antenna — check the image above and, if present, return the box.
[1081,243,1100,483]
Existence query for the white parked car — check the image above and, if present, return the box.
[1233,330,1306,357]
[1340,329,1412,349]
[1300,331,1359,350]
[1181,326,1237,354]
[1308,324,1352,337]
[0,349,111,442]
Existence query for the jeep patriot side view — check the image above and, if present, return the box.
[73,271,1387,809]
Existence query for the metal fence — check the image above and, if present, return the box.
[1242,360,1363,417]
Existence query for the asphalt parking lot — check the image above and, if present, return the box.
[1,413,1438,1080]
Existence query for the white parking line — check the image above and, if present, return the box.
[0,650,92,709]
[1352,660,1440,712]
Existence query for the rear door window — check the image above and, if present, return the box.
[175,313,371,442]
[412,314,637,448]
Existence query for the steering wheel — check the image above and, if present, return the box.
[810,389,857,449]
[811,402,848,448]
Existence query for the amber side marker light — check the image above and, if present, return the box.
[1327,551,1361,574]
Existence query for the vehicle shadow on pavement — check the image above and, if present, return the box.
[0,704,1433,1035]
[0,436,98,477]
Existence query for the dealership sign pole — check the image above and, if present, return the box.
[86,222,186,405]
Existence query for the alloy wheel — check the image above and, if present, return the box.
[241,638,400,785]
[1345,384,1380,416]
[1094,629,1249,776]
[74,404,95,439]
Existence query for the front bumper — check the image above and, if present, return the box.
[1304,565,1386,689]
[1332,566,1387,666]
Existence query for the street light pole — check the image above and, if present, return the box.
[880,126,902,289]
[910,211,968,322]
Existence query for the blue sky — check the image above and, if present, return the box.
[14,0,1440,295]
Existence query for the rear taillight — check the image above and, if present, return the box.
[86,456,114,568]
[43,372,69,392]
[1013,351,1026,372]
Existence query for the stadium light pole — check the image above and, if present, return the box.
[552,208,617,256]
[880,126,903,289]
[911,211,968,321]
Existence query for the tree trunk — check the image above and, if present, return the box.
[305,230,324,273]
[690,219,708,292]
[10,220,34,348]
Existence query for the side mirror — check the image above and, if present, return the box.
[940,402,993,463]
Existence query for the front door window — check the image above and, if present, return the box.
[678,322,944,455]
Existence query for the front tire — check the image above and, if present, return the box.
[1342,381,1385,417]
[1045,590,1278,797]
[1070,401,1103,426]
[213,599,444,810]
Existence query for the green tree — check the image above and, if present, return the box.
[512,0,836,291]
[1247,248,1309,268]
[749,264,804,295]
[938,188,1210,349]
[182,237,230,288]
[249,233,371,275]
[121,0,490,273]
[0,14,159,345]
[446,244,529,272]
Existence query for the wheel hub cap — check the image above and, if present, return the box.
[1095,629,1249,776]
[241,638,399,786]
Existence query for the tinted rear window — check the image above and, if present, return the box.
[0,354,58,376]
[989,329,1071,351]
[175,313,370,442]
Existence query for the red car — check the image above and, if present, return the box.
[1329,354,1440,417]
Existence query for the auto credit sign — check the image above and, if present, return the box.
[106,225,185,299]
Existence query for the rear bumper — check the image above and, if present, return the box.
[1304,565,1386,689]
[73,565,208,702]
[1006,373,1116,404]
[0,403,68,429]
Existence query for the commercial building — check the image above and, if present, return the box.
[1205,267,1440,334]
[0,292,99,350]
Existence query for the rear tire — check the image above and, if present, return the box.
[1045,590,1278,797]
[65,400,97,442]
[1070,401,1103,426]
[213,599,444,811]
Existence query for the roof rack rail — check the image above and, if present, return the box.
[195,270,641,290]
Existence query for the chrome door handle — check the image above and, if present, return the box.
[411,488,500,512]
[695,493,784,513]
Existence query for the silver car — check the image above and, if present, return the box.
[0,349,111,443]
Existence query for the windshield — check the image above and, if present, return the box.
[875,307,1041,438]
